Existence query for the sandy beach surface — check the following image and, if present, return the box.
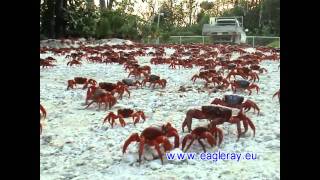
[40,39,280,180]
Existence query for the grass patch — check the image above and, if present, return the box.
[266,40,280,48]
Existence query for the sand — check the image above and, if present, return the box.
[40,39,280,180]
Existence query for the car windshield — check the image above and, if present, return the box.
[216,20,236,26]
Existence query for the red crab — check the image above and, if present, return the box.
[211,95,260,115]
[128,68,149,79]
[182,105,255,141]
[204,76,230,89]
[142,75,167,89]
[182,105,232,133]
[182,126,219,152]
[111,84,131,99]
[137,65,151,74]
[85,89,117,110]
[122,123,179,165]
[117,79,141,89]
[182,106,230,144]
[44,56,57,63]
[169,59,185,69]
[85,85,99,104]
[40,59,56,68]
[191,71,212,83]
[226,69,247,81]
[103,109,146,127]
[67,77,97,90]
[99,82,130,99]
[230,80,260,95]
[246,72,259,82]
[250,64,268,74]
[67,59,82,66]
[124,63,139,72]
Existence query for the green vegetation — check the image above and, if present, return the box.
[40,0,279,40]
[267,40,280,48]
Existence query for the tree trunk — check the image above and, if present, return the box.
[48,0,55,38]
[100,0,106,10]
[107,0,114,10]
[55,0,64,38]
[62,0,67,37]
[169,0,173,9]
[258,0,263,28]
[188,0,194,26]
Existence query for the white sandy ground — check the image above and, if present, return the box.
[40,40,280,180]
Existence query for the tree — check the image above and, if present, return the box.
[54,0,65,38]
[115,0,135,14]
[64,0,99,37]
[175,2,187,27]
[220,0,279,36]
[157,2,174,31]
[200,1,214,10]
[107,0,114,10]
[47,0,55,38]
[100,0,106,10]
[185,0,197,26]
[40,0,279,39]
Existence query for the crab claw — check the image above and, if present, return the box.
[165,129,180,148]
[118,115,126,127]
[156,136,172,152]
[123,133,140,154]
[138,111,146,122]
[242,100,260,115]
[103,112,118,127]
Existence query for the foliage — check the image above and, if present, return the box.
[65,0,99,37]
[160,32,171,42]
[40,0,280,39]
[200,1,214,10]
[96,9,141,40]
[266,40,280,48]
[221,0,279,36]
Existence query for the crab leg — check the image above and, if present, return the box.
[236,121,242,141]
[242,119,249,135]
[40,104,47,119]
[246,119,256,137]
[183,134,195,152]
[138,137,145,165]
[197,139,207,152]
[154,143,164,165]
[211,127,224,147]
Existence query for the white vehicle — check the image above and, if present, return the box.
[202,16,247,44]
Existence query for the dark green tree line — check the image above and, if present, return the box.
[40,0,279,40]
